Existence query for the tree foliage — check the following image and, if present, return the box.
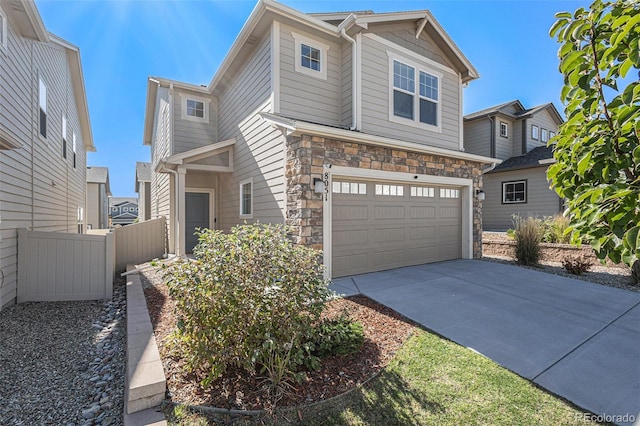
[548,0,640,270]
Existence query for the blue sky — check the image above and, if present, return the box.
[35,0,590,197]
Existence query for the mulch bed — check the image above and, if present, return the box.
[139,265,416,411]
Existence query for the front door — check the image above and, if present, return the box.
[185,192,210,253]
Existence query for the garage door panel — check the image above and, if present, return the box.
[410,206,436,219]
[373,227,406,243]
[333,204,368,221]
[332,179,462,277]
[373,205,405,220]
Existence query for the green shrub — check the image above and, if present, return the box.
[561,255,592,275]
[540,215,571,244]
[309,316,364,359]
[513,215,541,266]
[165,224,331,398]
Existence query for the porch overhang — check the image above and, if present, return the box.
[157,138,236,173]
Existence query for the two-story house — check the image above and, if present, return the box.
[464,100,564,230]
[143,0,497,278]
[109,197,138,226]
[135,161,152,222]
[0,0,94,308]
[86,166,111,230]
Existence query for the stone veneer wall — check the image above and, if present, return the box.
[285,134,485,258]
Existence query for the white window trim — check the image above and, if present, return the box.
[292,32,329,80]
[239,177,253,219]
[0,6,7,52]
[500,121,508,138]
[502,180,527,204]
[387,51,443,133]
[531,125,539,140]
[541,128,549,143]
[180,93,210,123]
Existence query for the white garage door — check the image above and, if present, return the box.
[331,179,462,277]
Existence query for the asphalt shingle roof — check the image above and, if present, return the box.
[489,145,555,173]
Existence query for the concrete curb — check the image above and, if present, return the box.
[124,264,167,424]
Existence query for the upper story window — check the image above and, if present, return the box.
[72,132,77,169]
[180,94,209,123]
[549,131,556,139]
[39,77,47,139]
[292,32,329,80]
[389,53,442,132]
[500,121,508,138]
[531,125,539,140]
[0,7,7,51]
[541,128,549,142]
[62,116,67,159]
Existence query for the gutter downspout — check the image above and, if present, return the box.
[159,163,179,257]
[340,26,358,131]
[488,115,496,158]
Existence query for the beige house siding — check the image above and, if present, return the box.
[217,34,285,232]
[359,28,461,150]
[482,167,562,230]
[0,16,88,308]
[86,183,100,229]
[340,42,353,127]
[278,24,343,126]
[150,88,172,249]
[172,89,217,155]
[494,116,514,161]
[463,119,491,158]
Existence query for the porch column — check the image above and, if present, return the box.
[177,166,186,256]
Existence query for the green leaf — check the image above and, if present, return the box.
[577,151,593,176]
[624,226,640,251]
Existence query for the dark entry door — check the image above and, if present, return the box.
[185,192,210,253]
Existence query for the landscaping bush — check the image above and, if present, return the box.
[164,223,332,398]
[561,255,592,275]
[308,316,364,359]
[513,215,541,266]
[540,215,571,244]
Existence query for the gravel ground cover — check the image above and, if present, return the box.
[0,278,127,425]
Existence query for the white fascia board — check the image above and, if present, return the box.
[154,77,209,94]
[354,11,429,25]
[164,138,236,165]
[143,78,159,146]
[292,120,500,165]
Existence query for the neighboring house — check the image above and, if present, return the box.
[142,0,496,278]
[86,166,111,230]
[109,197,138,226]
[0,0,94,308]
[135,162,152,222]
[464,100,564,230]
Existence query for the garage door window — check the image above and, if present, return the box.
[375,184,404,196]
[332,181,366,195]
[410,186,435,197]
[440,188,460,198]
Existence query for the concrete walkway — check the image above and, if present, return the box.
[331,259,640,425]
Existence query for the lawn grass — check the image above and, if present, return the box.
[164,329,600,425]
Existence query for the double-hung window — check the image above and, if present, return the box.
[72,132,77,169]
[531,125,539,140]
[502,180,527,204]
[390,55,441,131]
[39,77,47,139]
[239,178,253,218]
[500,121,508,138]
[62,116,67,159]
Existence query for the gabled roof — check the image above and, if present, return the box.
[134,162,151,193]
[489,145,555,173]
[464,100,564,125]
[109,197,137,208]
[514,103,564,125]
[464,100,525,121]
[86,166,111,195]
[2,0,48,42]
[143,0,479,146]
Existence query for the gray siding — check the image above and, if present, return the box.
[0,17,87,308]
[341,42,352,127]
[463,119,491,157]
[149,88,172,250]
[527,108,559,152]
[217,34,285,231]
[278,24,343,126]
[482,167,562,230]
[359,29,461,149]
[172,90,217,154]
[495,116,514,161]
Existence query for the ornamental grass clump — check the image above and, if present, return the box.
[164,223,332,401]
[513,215,542,266]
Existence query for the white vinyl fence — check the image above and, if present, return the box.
[17,229,114,303]
[114,217,166,272]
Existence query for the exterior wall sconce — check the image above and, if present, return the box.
[313,177,325,194]
[476,189,485,201]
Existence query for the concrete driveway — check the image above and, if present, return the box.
[331,259,640,425]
